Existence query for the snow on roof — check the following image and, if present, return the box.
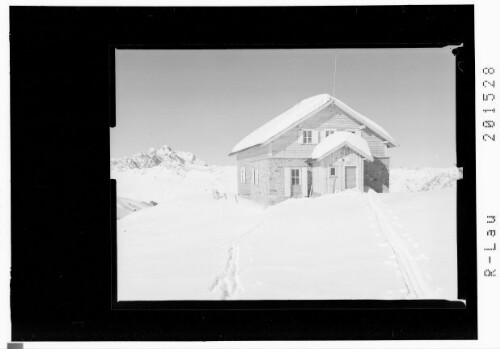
[330,96,399,147]
[230,93,398,155]
[230,94,332,154]
[311,131,374,162]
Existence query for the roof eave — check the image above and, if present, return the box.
[228,143,263,157]
[230,95,399,156]
[260,99,334,147]
[331,98,399,149]
[313,141,374,162]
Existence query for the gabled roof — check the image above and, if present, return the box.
[330,97,398,148]
[311,131,374,162]
[229,94,398,156]
[230,94,332,155]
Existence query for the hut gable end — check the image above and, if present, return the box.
[270,104,388,159]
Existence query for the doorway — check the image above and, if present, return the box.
[290,168,302,197]
[344,165,357,190]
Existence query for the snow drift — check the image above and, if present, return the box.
[390,167,462,193]
[117,197,157,219]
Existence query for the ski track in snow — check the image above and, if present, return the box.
[366,191,432,299]
[209,244,241,300]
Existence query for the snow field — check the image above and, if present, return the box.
[117,193,264,300]
[376,187,458,300]
[233,192,411,300]
[115,166,458,301]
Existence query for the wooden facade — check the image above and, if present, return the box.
[269,104,387,159]
[311,147,365,196]
[232,98,395,206]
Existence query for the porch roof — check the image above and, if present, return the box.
[311,131,374,162]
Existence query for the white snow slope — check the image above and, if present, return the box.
[117,197,157,220]
[390,167,462,193]
[114,153,459,301]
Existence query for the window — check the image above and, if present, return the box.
[240,167,246,183]
[330,167,337,177]
[302,130,313,144]
[325,129,335,138]
[299,129,318,144]
[291,168,300,185]
[253,168,259,186]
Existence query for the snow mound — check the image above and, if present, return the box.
[112,164,237,204]
[390,167,462,193]
[111,145,208,171]
[117,197,157,219]
[311,131,373,161]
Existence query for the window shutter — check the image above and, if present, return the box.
[255,168,259,185]
[284,168,291,197]
[251,168,255,185]
[301,168,308,196]
[312,130,319,144]
[297,130,303,144]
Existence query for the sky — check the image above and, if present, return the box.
[111,48,456,168]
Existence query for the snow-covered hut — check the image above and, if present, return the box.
[229,94,398,206]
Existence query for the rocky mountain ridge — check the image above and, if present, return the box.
[111,145,208,171]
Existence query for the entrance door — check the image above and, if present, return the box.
[290,168,302,197]
[344,166,357,190]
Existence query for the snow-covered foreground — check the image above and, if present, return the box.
[235,188,457,300]
[375,188,457,300]
[115,166,458,301]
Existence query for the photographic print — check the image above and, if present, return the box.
[112,48,461,301]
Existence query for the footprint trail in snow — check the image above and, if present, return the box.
[209,244,241,300]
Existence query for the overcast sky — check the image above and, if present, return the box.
[111,48,456,168]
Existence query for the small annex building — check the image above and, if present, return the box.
[229,94,398,206]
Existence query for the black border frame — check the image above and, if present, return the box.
[10,5,477,341]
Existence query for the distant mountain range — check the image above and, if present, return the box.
[111,145,208,171]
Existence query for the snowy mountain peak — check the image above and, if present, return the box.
[111,145,208,171]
